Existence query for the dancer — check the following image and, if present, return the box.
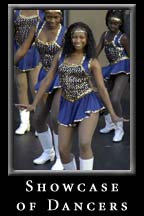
[14,10,67,170]
[15,22,127,170]
[96,10,130,142]
[14,9,44,135]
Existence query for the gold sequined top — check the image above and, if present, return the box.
[14,10,40,46]
[35,22,65,70]
[104,31,129,64]
[58,56,93,102]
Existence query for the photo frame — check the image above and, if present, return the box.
[8,4,135,176]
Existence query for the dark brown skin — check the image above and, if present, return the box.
[96,17,130,58]
[14,11,62,64]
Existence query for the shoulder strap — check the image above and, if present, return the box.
[39,10,45,22]
[14,9,19,20]
[115,31,124,46]
[56,26,67,46]
[82,56,91,74]
[58,51,65,65]
[35,20,44,37]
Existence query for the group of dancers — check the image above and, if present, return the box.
[14,9,130,170]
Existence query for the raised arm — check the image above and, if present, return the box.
[14,25,36,64]
[96,32,105,57]
[91,58,122,122]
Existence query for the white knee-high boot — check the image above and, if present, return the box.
[79,157,94,170]
[15,109,30,135]
[113,121,124,142]
[35,131,38,137]
[51,132,64,170]
[99,113,116,134]
[33,128,55,165]
[63,155,77,170]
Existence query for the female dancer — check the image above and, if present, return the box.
[14,10,67,170]
[15,22,126,170]
[96,10,130,142]
[14,9,44,135]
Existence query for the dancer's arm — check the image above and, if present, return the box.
[15,51,60,111]
[14,25,36,64]
[91,58,127,122]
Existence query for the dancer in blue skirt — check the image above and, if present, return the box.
[14,9,44,135]
[14,10,67,170]
[16,22,126,170]
[96,10,130,142]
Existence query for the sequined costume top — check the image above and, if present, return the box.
[14,10,44,46]
[35,22,66,71]
[104,31,129,64]
[58,54,93,102]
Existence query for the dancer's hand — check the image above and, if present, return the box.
[111,113,130,123]
[15,103,36,112]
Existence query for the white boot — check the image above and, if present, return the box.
[113,121,124,142]
[99,113,116,134]
[79,157,94,170]
[35,131,38,137]
[51,132,64,170]
[33,128,55,165]
[15,109,30,135]
[63,155,77,170]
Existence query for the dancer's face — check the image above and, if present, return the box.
[71,30,87,51]
[108,17,122,33]
[45,11,62,28]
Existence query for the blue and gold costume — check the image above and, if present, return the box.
[102,31,130,79]
[57,53,105,127]
[14,10,44,72]
[34,21,66,93]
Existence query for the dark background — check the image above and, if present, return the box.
[8,175,136,215]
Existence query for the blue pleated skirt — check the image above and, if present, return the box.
[102,58,130,80]
[58,91,105,127]
[34,67,61,93]
[14,41,40,71]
